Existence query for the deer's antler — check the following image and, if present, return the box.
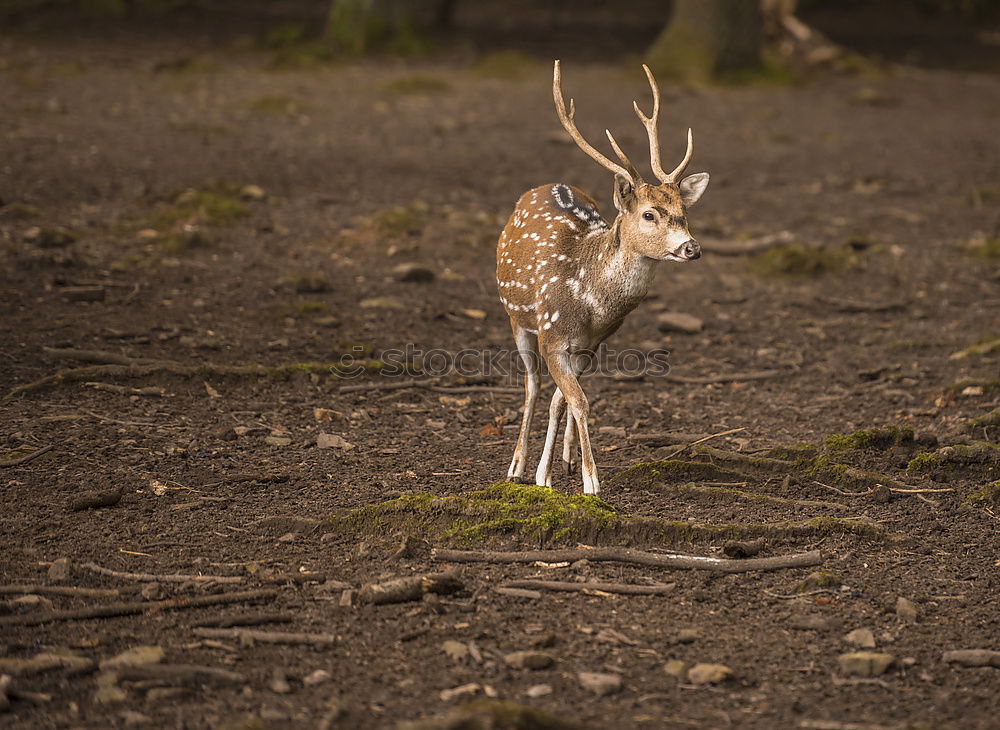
[553,60,639,183]
[633,64,693,184]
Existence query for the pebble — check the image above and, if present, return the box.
[844,628,876,649]
[676,628,701,644]
[504,651,554,670]
[441,640,469,662]
[316,433,355,450]
[11,594,53,612]
[838,652,895,677]
[239,184,266,200]
[100,646,165,670]
[392,263,436,283]
[895,596,918,623]
[577,671,621,696]
[303,669,331,686]
[663,659,688,678]
[121,710,154,726]
[687,663,733,684]
[264,436,291,447]
[788,614,838,631]
[47,557,71,581]
[524,684,552,698]
[269,669,292,694]
[94,685,127,705]
[656,311,704,334]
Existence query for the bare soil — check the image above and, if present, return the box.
[1,7,999,729]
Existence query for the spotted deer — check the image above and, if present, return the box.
[496,60,710,495]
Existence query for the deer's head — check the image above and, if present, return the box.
[553,61,709,262]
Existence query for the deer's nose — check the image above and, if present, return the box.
[680,239,701,260]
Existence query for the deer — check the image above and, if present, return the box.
[496,60,710,495]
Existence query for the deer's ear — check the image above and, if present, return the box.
[613,174,635,212]
[679,172,710,207]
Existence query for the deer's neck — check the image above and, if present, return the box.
[597,217,657,302]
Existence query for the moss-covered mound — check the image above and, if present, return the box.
[333,482,891,547]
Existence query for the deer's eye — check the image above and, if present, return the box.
[642,211,655,221]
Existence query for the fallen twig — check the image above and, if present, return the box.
[433,547,823,573]
[193,612,294,628]
[502,579,676,595]
[763,588,838,600]
[356,570,463,604]
[0,445,54,468]
[114,663,245,685]
[84,382,167,397]
[41,347,163,366]
[192,628,338,646]
[0,589,277,626]
[887,487,954,494]
[663,427,747,460]
[81,562,244,584]
[0,584,119,599]
[812,480,873,497]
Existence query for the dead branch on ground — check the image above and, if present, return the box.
[193,612,294,628]
[356,570,463,604]
[502,579,676,596]
[433,547,823,573]
[0,589,277,626]
[114,663,245,685]
[0,584,119,599]
[81,562,244,584]
[0,445,54,468]
[191,628,338,646]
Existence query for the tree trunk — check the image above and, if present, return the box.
[646,0,763,81]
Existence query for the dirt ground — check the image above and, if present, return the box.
[1,5,999,729]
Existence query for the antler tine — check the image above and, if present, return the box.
[605,129,641,182]
[666,127,695,183]
[633,64,669,184]
[553,60,634,182]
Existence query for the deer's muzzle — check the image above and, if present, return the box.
[677,239,701,260]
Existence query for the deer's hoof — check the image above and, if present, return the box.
[563,459,576,475]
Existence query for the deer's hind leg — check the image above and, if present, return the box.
[562,409,577,474]
[507,323,540,480]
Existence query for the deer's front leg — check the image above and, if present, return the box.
[546,350,599,495]
[534,387,565,488]
[507,325,540,480]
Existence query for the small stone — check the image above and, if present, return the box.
[577,671,621,696]
[264,436,291,447]
[895,597,918,623]
[844,628,876,649]
[656,311,704,334]
[316,432,355,450]
[100,646,165,670]
[359,296,404,310]
[239,184,266,200]
[94,685,127,705]
[504,651,554,670]
[459,308,487,320]
[392,263,435,283]
[121,710,153,726]
[313,407,342,423]
[525,683,552,698]
[838,652,895,677]
[47,557,71,581]
[798,571,840,592]
[687,663,733,685]
[217,426,238,441]
[676,628,701,644]
[441,640,469,662]
[136,228,159,241]
[277,532,298,543]
[303,669,331,686]
[314,316,340,328]
[439,683,481,702]
[140,582,164,601]
[663,659,688,678]
[269,669,292,694]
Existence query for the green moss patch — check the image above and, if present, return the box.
[145,182,250,230]
[333,482,891,547]
[749,243,859,277]
[906,452,942,473]
[965,480,1000,506]
[823,425,914,453]
[607,459,746,489]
